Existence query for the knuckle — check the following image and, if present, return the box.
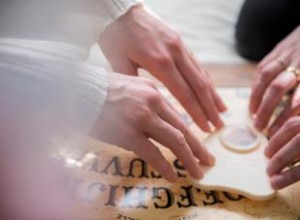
[153,54,172,67]
[273,154,285,168]
[138,106,153,124]
[178,123,190,136]
[174,130,186,147]
[270,81,285,93]
[145,90,162,107]
[198,81,209,93]
[293,96,300,107]
[294,133,300,144]
[167,33,181,50]
[181,91,195,105]
[285,117,300,132]
[294,116,300,123]
[259,70,273,84]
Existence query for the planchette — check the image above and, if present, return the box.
[191,99,276,201]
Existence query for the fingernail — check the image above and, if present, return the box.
[193,167,204,179]
[254,118,263,131]
[271,174,283,190]
[197,171,203,179]
[266,162,274,176]
[217,120,225,129]
[208,153,216,165]
[270,121,280,132]
[203,124,211,133]
[264,147,271,158]
[220,103,228,112]
[249,106,254,114]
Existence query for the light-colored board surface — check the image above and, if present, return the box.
[192,89,274,201]
[67,86,300,220]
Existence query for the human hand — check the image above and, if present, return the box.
[249,25,300,135]
[265,116,300,189]
[90,73,215,182]
[99,4,227,132]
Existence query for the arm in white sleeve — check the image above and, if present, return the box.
[92,0,143,34]
[0,39,109,158]
[102,0,144,20]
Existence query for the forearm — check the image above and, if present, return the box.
[0,39,109,157]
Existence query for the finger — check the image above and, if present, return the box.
[270,166,300,190]
[176,51,224,129]
[267,133,300,176]
[158,99,215,166]
[151,60,211,132]
[188,52,227,112]
[133,139,178,182]
[209,86,228,113]
[201,67,227,113]
[257,44,291,71]
[250,59,285,114]
[268,85,300,136]
[258,48,282,70]
[141,50,212,131]
[147,115,204,179]
[254,70,297,130]
[266,116,300,158]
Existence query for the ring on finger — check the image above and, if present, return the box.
[286,66,300,83]
[288,158,300,168]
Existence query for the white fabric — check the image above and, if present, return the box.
[0,39,109,158]
[103,0,144,20]
[89,0,247,65]
[146,0,246,64]
[0,0,143,54]
[0,0,142,158]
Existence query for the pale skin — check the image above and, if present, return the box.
[265,117,300,190]
[96,4,227,182]
[250,25,300,135]
[0,2,225,219]
[0,4,223,218]
[99,4,227,132]
[91,73,215,182]
[250,25,300,189]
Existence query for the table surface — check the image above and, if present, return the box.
[69,64,300,220]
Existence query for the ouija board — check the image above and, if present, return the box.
[66,88,300,220]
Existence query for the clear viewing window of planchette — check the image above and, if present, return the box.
[220,124,261,153]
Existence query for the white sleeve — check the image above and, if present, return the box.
[93,0,143,34]
[0,39,109,158]
[102,0,144,20]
